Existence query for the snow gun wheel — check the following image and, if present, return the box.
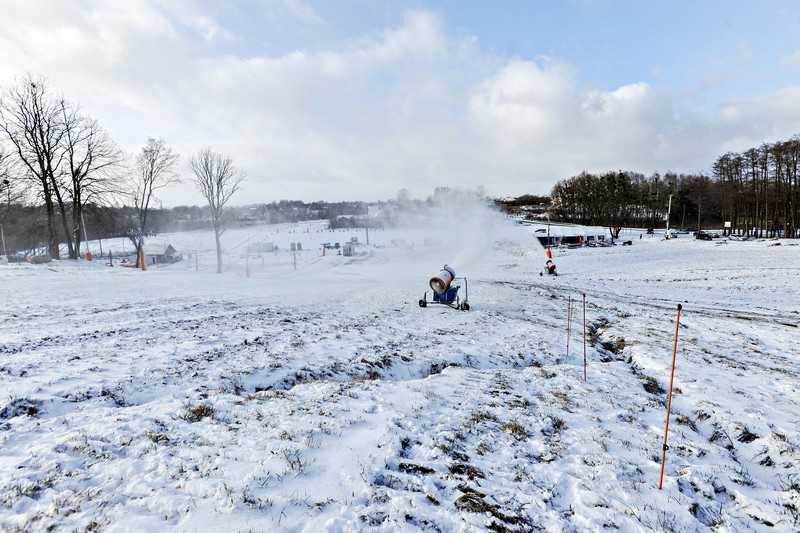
[419,299,427,308]
[460,302,470,311]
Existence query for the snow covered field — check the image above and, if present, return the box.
[1,211,799,532]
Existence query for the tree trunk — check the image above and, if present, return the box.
[214,223,223,274]
[55,191,76,259]
[72,203,82,257]
[43,192,59,259]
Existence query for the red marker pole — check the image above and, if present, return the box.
[659,304,683,490]
[582,293,587,382]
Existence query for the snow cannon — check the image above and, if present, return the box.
[429,265,455,294]
[420,265,469,311]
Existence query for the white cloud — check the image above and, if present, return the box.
[465,60,677,183]
[714,86,800,146]
[1,2,799,205]
[469,60,576,133]
[780,49,800,68]
[276,0,325,25]
[373,10,448,62]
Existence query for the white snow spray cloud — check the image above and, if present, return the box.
[383,190,532,283]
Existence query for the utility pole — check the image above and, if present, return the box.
[547,219,551,248]
[665,194,672,239]
[81,212,90,255]
[697,202,701,232]
[0,224,6,258]
[0,178,8,259]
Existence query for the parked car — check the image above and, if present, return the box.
[695,231,714,241]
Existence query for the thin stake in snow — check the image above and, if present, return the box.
[659,303,683,490]
[246,253,251,278]
[583,293,587,382]
[566,296,573,359]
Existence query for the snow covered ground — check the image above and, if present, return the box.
[1,209,799,532]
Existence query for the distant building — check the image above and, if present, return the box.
[523,222,609,248]
[247,242,275,253]
[143,243,182,265]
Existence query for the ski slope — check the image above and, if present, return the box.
[1,211,799,532]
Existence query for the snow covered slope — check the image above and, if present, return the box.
[1,216,798,532]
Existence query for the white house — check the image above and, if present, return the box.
[143,243,182,265]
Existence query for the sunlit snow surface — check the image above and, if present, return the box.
[1,215,799,532]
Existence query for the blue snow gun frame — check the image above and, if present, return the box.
[419,265,470,311]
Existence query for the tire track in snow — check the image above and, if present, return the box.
[486,279,799,328]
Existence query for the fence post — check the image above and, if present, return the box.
[566,296,572,359]
[583,293,587,382]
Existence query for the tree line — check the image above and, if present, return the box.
[545,134,800,238]
[6,72,797,267]
[0,74,244,272]
[713,137,800,238]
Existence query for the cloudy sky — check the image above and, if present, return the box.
[1,1,799,206]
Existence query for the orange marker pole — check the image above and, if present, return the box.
[659,304,683,489]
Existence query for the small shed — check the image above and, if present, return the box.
[247,242,275,253]
[144,243,182,265]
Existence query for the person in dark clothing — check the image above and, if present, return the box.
[545,259,557,275]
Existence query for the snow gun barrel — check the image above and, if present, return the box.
[429,265,455,294]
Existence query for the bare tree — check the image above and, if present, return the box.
[189,147,245,273]
[0,74,66,258]
[0,150,12,205]
[0,151,12,256]
[0,75,126,259]
[60,100,126,257]
[395,188,411,205]
[129,138,180,266]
